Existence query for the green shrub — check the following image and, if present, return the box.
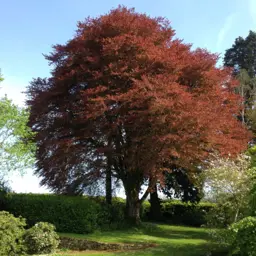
[229,216,256,256]
[2,193,214,234]
[88,197,214,227]
[205,201,239,228]
[208,227,236,254]
[144,200,215,227]
[211,217,256,256]
[102,202,126,230]
[24,222,59,255]
[249,181,256,216]
[0,211,26,256]
[3,193,125,233]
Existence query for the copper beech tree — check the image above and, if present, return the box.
[27,7,250,224]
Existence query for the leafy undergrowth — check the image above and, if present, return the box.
[54,223,225,256]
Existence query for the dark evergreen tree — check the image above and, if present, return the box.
[161,166,203,203]
[224,31,256,133]
[224,31,256,78]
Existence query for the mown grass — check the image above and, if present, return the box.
[55,223,224,256]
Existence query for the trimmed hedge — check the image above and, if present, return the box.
[1,194,125,234]
[143,200,215,227]
[1,193,215,234]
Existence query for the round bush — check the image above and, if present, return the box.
[24,222,59,255]
[205,201,235,228]
[0,211,26,256]
[230,216,256,256]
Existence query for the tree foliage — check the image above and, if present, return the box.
[0,96,35,174]
[235,69,256,125]
[27,7,249,223]
[229,216,256,256]
[202,154,255,225]
[224,31,256,132]
[161,165,203,203]
[0,70,3,82]
[246,146,256,216]
[224,31,256,78]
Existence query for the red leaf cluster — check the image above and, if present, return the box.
[27,6,250,194]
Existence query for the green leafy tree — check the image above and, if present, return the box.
[234,69,256,131]
[224,32,256,132]
[202,154,254,226]
[0,71,3,82]
[0,95,35,175]
[235,70,255,124]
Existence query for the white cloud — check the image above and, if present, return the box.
[217,13,236,51]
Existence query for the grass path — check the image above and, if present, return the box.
[56,224,219,256]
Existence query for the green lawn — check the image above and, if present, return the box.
[56,224,223,256]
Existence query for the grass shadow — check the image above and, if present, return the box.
[59,223,220,256]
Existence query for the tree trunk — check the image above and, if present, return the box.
[149,184,162,221]
[123,177,156,225]
[241,85,245,125]
[125,189,141,225]
[105,155,112,205]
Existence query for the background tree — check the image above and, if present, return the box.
[224,31,256,78]
[0,70,3,82]
[224,31,256,132]
[0,72,34,198]
[149,165,202,221]
[235,69,254,125]
[0,96,35,175]
[161,166,203,203]
[202,154,254,226]
[27,7,249,224]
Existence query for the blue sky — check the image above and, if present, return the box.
[0,0,255,193]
